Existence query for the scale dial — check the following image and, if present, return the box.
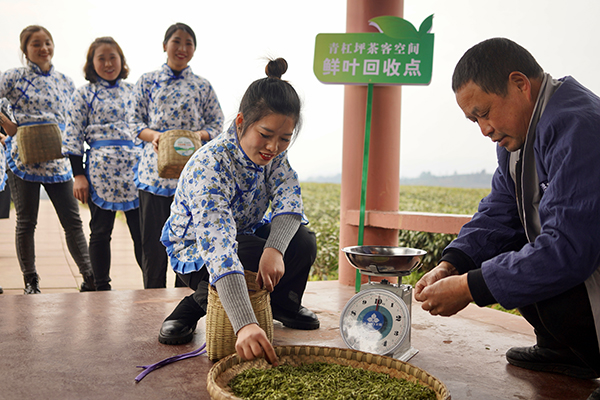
[340,288,410,356]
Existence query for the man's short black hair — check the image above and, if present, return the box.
[452,37,544,96]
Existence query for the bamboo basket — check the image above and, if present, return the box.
[206,271,273,361]
[16,123,63,164]
[157,129,201,179]
[207,345,451,400]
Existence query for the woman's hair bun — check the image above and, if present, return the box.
[265,58,288,79]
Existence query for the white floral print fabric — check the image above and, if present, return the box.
[63,78,140,211]
[0,62,74,183]
[130,64,224,196]
[161,124,307,284]
[0,98,13,191]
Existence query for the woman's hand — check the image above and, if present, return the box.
[0,113,17,137]
[73,175,89,204]
[256,247,285,292]
[195,130,210,141]
[138,128,163,152]
[235,323,278,366]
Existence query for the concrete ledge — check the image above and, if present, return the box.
[346,210,472,234]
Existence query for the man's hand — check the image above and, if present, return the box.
[414,261,473,316]
[73,175,89,204]
[414,261,457,298]
[235,323,278,366]
[256,247,285,292]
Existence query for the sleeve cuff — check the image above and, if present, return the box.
[439,248,477,275]
[264,214,301,256]
[214,273,259,334]
[467,269,497,307]
[68,154,85,176]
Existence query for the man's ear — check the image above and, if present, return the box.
[509,71,531,94]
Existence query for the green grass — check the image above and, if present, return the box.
[301,182,521,315]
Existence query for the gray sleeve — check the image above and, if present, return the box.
[214,273,259,334]
[264,214,301,255]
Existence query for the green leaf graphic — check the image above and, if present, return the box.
[368,16,419,40]
[419,14,434,35]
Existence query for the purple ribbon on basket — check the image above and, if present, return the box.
[135,342,207,383]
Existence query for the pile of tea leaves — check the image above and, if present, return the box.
[229,362,437,400]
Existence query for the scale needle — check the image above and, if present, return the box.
[376,295,380,311]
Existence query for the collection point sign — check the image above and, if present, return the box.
[314,15,434,86]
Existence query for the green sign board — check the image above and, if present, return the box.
[314,15,434,85]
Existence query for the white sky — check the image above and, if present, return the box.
[1,0,599,180]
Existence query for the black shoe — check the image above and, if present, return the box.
[588,387,600,400]
[272,305,320,330]
[80,273,96,292]
[0,286,3,294]
[158,295,205,345]
[506,345,599,379]
[23,273,41,294]
[159,320,197,345]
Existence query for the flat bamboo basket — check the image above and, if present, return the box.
[157,129,202,179]
[206,271,273,361]
[207,345,451,400]
[16,123,63,164]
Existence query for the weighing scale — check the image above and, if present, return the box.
[340,245,426,362]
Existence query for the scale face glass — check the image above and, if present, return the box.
[340,288,410,356]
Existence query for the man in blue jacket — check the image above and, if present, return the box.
[414,38,600,396]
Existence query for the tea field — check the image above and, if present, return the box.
[301,182,490,282]
[301,182,522,315]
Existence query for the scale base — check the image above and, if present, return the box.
[393,344,419,362]
[360,281,418,362]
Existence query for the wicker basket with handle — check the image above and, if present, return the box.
[16,123,63,164]
[157,129,202,179]
[207,345,451,400]
[206,270,273,361]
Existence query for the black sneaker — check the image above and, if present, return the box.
[272,305,320,330]
[506,345,599,380]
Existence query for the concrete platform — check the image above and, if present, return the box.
[0,200,598,399]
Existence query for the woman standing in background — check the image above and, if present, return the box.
[0,96,12,295]
[131,22,224,288]
[64,37,142,291]
[0,25,94,294]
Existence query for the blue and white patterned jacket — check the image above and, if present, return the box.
[0,98,13,191]
[161,123,306,285]
[130,64,224,197]
[63,78,140,211]
[0,62,75,183]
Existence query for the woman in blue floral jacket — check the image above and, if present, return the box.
[159,59,319,366]
[0,25,94,294]
[130,23,224,289]
[64,37,142,291]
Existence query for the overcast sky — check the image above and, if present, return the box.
[1,0,599,180]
